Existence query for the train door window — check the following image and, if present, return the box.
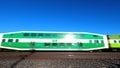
[45,43,50,46]
[30,42,35,46]
[2,39,6,42]
[15,39,19,42]
[31,33,36,36]
[77,42,82,46]
[52,43,57,46]
[8,39,13,42]
[24,33,29,36]
[60,43,64,46]
[67,43,72,46]
[114,40,117,43]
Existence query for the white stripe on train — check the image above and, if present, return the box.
[1,46,108,51]
[3,38,104,43]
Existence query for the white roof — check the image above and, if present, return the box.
[0,31,105,36]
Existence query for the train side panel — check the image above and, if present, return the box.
[0,31,109,51]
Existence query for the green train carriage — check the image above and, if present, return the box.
[0,31,109,51]
[108,34,120,49]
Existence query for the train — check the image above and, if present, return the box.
[0,31,120,51]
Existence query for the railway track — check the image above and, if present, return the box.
[0,52,120,68]
[0,52,120,60]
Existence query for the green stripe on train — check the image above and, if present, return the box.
[109,43,120,48]
[3,32,103,39]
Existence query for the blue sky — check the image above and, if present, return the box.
[0,0,120,34]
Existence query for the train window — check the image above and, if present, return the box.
[38,33,43,36]
[94,40,99,43]
[11,34,13,35]
[93,35,98,37]
[15,39,19,42]
[31,33,36,36]
[2,39,5,42]
[24,33,29,36]
[89,40,92,43]
[67,43,72,46]
[114,40,117,43]
[8,39,13,42]
[30,42,35,46]
[119,40,120,43]
[52,43,57,46]
[77,42,82,46]
[59,43,64,46]
[45,43,50,46]
[80,34,84,37]
[101,40,104,43]
[46,34,50,36]
[52,33,57,36]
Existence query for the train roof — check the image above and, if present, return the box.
[108,34,120,39]
[0,31,105,36]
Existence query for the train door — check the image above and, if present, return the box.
[30,41,35,50]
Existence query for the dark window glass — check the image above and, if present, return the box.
[114,40,117,43]
[11,34,13,35]
[77,42,82,46]
[59,43,64,46]
[15,39,19,42]
[93,35,98,37]
[24,33,29,36]
[38,33,43,36]
[52,43,57,46]
[31,33,36,36]
[94,40,99,43]
[2,39,5,42]
[119,40,120,43]
[67,43,72,46]
[8,39,13,42]
[30,42,35,46]
[89,40,92,43]
[101,40,104,43]
[44,43,50,46]
[46,34,50,36]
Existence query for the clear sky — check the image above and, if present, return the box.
[0,0,120,35]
